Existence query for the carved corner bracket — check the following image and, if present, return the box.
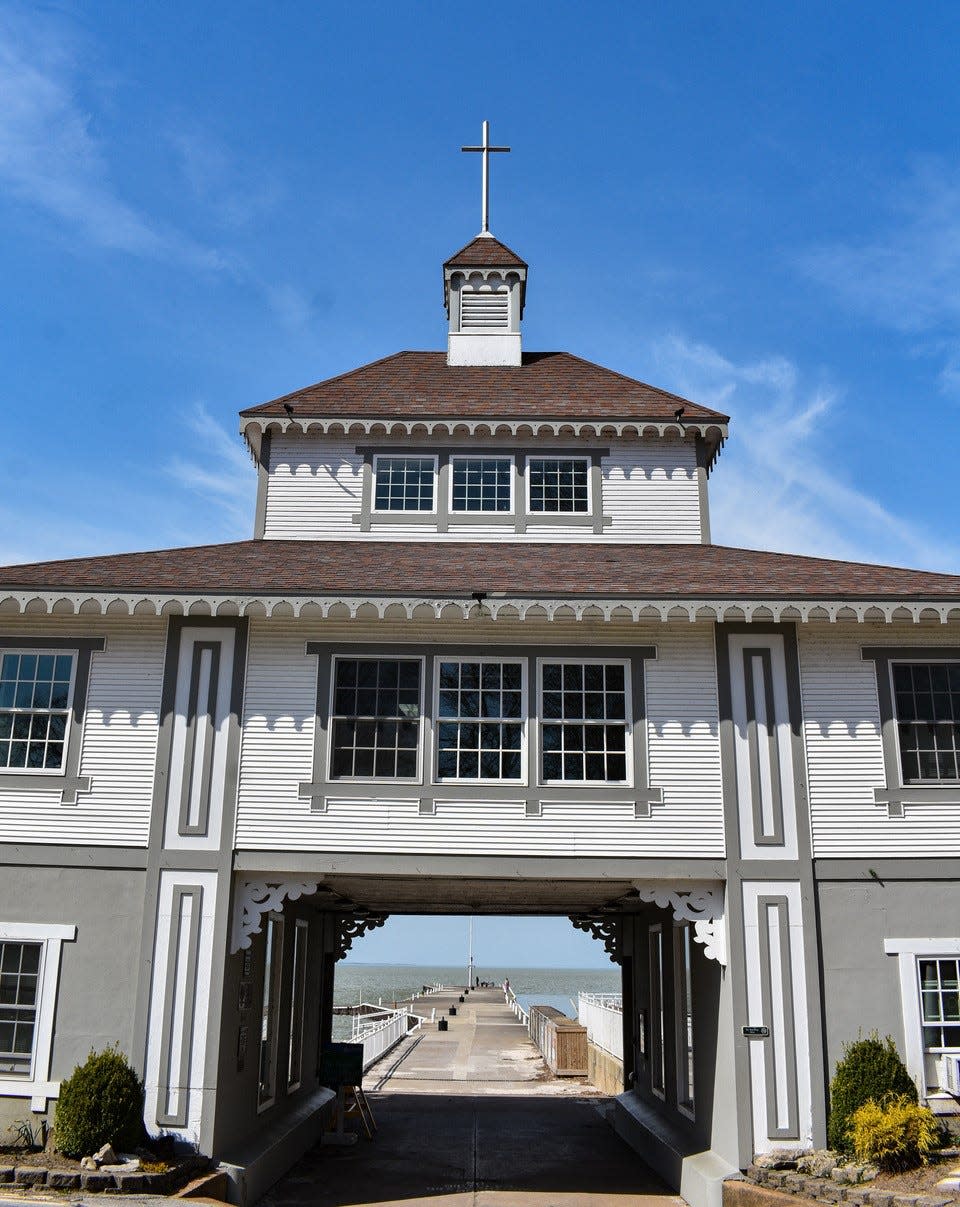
[569,913,623,965]
[632,881,727,965]
[337,912,388,960]
[231,879,320,953]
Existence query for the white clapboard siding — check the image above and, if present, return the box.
[602,442,701,543]
[262,435,703,543]
[646,626,725,856]
[800,624,960,857]
[235,619,724,856]
[263,437,363,539]
[0,618,165,846]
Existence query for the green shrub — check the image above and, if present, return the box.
[54,1045,144,1159]
[848,1095,941,1170]
[828,1033,917,1153]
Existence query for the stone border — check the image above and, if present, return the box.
[0,1155,207,1194]
[747,1163,959,1207]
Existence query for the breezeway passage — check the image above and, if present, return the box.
[262,989,676,1206]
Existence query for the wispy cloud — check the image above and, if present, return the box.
[166,403,253,537]
[167,128,281,229]
[800,157,960,392]
[652,333,960,572]
[0,7,226,268]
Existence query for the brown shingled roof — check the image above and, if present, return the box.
[241,351,728,425]
[2,541,959,600]
[443,234,528,269]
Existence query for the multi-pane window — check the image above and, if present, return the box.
[287,920,308,1093]
[0,653,74,772]
[373,456,436,512]
[257,914,283,1110]
[649,924,665,1098]
[450,457,513,513]
[528,457,589,513]
[0,941,41,1075]
[331,659,421,779]
[919,958,960,1050]
[892,662,960,782]
[437,660,523,781]
[540,661,629,782]
[674,923,695,1116]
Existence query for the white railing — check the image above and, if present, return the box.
[577,992,624,1061]
[504,986,529,1025]
[353,1009,423,1071]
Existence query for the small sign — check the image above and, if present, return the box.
[237,1024,248,1071]
[743,1025,770,1038]
[238,980,252,1012]
[319,1042,364,1088]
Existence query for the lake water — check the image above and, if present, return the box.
[333,962,620,1038]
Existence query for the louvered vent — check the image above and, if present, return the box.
[460,289,509,330]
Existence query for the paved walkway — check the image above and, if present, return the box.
[366,986,598,1096]
[262,987,677,1207]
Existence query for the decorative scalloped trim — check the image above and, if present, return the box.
[632,880,727,965]
[231,879,319,953]
[1,591,958,625]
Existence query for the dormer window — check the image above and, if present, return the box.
[528,457,590,514]
[450,457,513,513]
[373,456,437,513]
[459,288,509,331]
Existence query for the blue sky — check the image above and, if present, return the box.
[3,2,960,965]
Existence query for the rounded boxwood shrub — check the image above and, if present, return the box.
[828,1033,917,1153]
[55,1045,145,1159]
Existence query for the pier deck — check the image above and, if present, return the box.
[367,985,591,1095]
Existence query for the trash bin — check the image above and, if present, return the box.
[458,995,465,1003]
[438,1017,448,1032]
[449,1006,457,1016]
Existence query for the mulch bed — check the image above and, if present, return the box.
[0,1145,208,1194]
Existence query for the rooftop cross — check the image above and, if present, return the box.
[461,120,510,236]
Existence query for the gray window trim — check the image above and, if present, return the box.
[862,646,960,817]
[354,446,611,535]
[0,636,105,804]
[253,431,272,540]
[298,643,659,817]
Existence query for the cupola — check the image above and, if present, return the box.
[444,121,526,367]
[443,234,528,366]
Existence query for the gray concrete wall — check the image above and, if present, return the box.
[816,873,960,1084]
[0,863,146,1138]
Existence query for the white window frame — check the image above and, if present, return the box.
[432,655,527,785]
[257,912,285,1113]
[535,657,633,787]
[448,455,515,515]
[371,454,439,515]
[0,923,76,1110]
[888,659,960,787]
[674,921,695,1120]
[0,651,78,777]
[525,455,592,516]
[884,937,960,1096]
[287,919,308,1094]
[326,655,426,784]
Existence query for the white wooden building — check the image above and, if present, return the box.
[1,195,960,1206]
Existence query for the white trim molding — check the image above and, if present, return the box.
[632,881,727,966]
[883,937,960,1097]
[231,880,319,954]
[0,922,77,1110]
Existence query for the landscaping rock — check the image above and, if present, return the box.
[913,1198,953,1207]
[15,1166,48,1186]
[47,1170,80,1189]
[892,1196,919,1207]
[756,1149,807,1170]
[866,1193,893,1207]
[114,1171,146,1192]
[0,1167,13,1184]
[832,1165,878,1185]
[799,1151,840,1178]
[94,1142,119,1166]
[785,1173,808,1191]
[81,1171,114,1191]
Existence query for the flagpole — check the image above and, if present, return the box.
[467,917,474,988]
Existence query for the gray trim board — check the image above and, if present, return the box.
[861,646,960,815]
[155,884,203,1127]
[757,895,799,1139]
[132,615,249,1157]
[742,647,785,846]
[0,635,105,803]
[695,437,711,544]
[178,641,222,837]
[0,843,149,868]
[814,857,960,879]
